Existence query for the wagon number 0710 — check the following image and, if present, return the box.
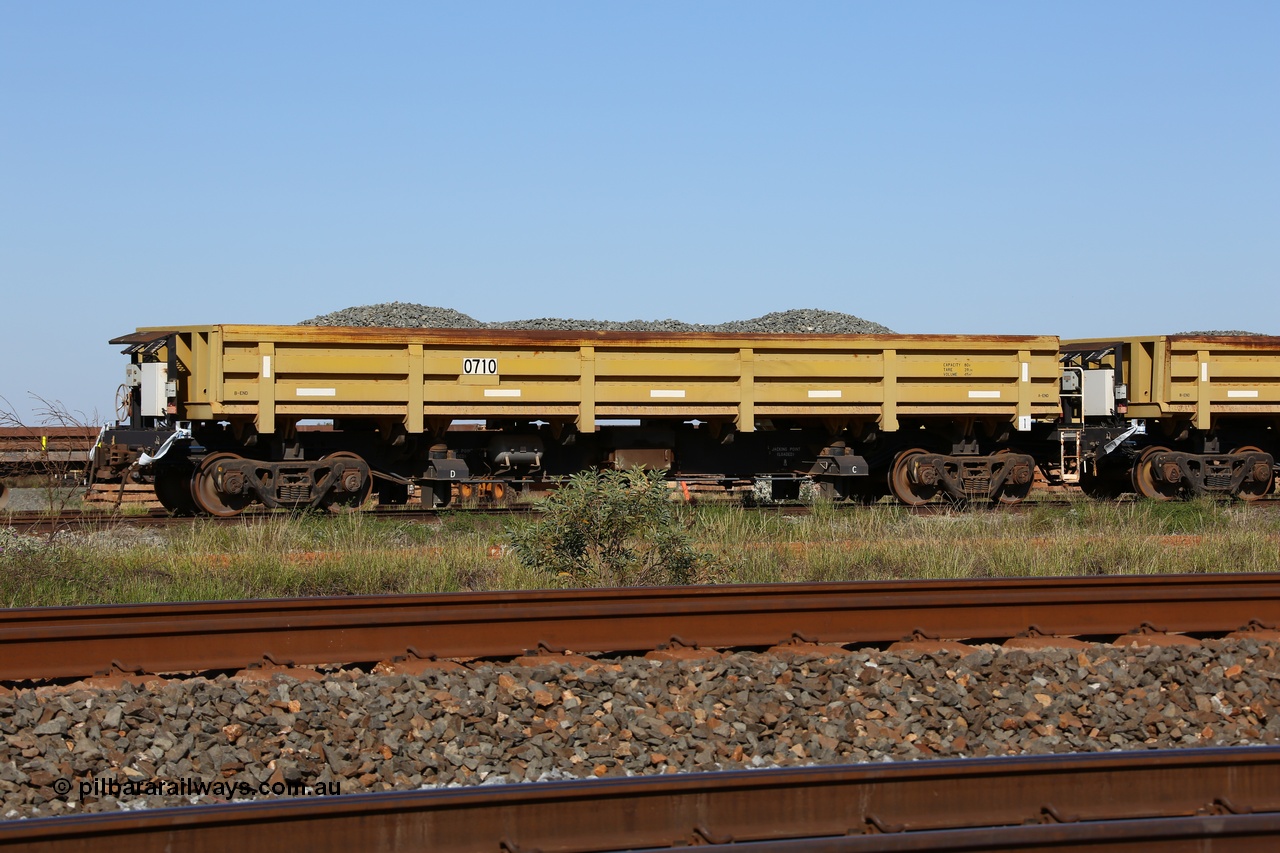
[462,358,498,375]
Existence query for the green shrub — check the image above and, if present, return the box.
[505,467,707,587]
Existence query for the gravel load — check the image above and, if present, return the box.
[300,304,894,334]
[1177,330,1270,336]
[301,303,484,329]
[4,638,1279,818]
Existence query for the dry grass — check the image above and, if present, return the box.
[2,497,1278,607]
[692,497,1280,583]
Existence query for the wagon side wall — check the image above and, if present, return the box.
[1064,335,1280,430]
[147,325,1060,436]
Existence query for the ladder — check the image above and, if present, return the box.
[1059,429,1082,484]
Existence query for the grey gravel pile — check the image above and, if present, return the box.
[1177,330,1270,336]
[301,303,484,329]
[300,304,893,334]
[4,638,1279,818]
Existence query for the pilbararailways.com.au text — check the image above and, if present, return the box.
[55,776,341,800]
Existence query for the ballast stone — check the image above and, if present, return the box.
[5,638,1278,818]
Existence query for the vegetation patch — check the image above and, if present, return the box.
[1,497,1278,607]
[505,467,712,587]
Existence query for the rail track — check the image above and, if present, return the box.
[7,576,1280,849]
[5,574,1280,682]
[4,748,1280,852]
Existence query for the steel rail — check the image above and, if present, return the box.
[2,748,1279,852]
[4,574,1280,681]
[630,814,1280,852]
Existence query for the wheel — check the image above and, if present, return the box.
[1131,445,1179,501]
[320,452,372,513]
[993,449,1034,506]
[191,453,255,517]
[888,448,938,506]
[154,464,199,515]
[1232,446,1275,501]
[0,481,8,512]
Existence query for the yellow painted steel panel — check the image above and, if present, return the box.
[596,406,739,417]
[896,355,1026,378]
[274,382,410,403]
[578,346,596,432]
[594,362,745,378]
[423,382,582,402]
[1211,389,1280,402]
[594,383,743,404]
[421,353,583,378]
[222,381,259,402]
[406,344,424,434]
[738,347,755,431]
[753,356,885,378]
[754,381,883,404]
[895,405,1062,418]
[274,405,406,416]
[458,373,501,386]
[422,405,579,417]
[273,353,411,373]
[257,342,275,434]
[755,405,881,415]
[1064,335,1280,430]
[154,324,1063,435]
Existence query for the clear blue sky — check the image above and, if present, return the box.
[2,3,1276,422]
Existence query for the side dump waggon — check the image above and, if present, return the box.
[1059,335,1280,499]
[93,325,1061,514]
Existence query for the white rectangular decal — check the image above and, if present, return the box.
[1228,390,1259,398]
[262,356,272,379]
[650,390,686,398]
[968,390,1001,399]
[484,389,521,397]
[463,358,498,375]
[1021,363,1029,382]
[808,390,841,398]
[1201,363,1209,382]
[1017,415,1032,432]
[296,388,336,397]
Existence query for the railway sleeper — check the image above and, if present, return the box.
[1133,447,1275,501]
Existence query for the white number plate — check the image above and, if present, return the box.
[462,357,498,376]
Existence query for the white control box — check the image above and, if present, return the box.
[1081,369,1116,418]
[140,363,169,417]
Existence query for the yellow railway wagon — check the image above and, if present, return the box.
[104,325,1061,513]
[1063,335,1280,429]
[144,325,1060,433]
[1060,335,1280,500]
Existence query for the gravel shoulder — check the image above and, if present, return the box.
[1,488,86,514]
